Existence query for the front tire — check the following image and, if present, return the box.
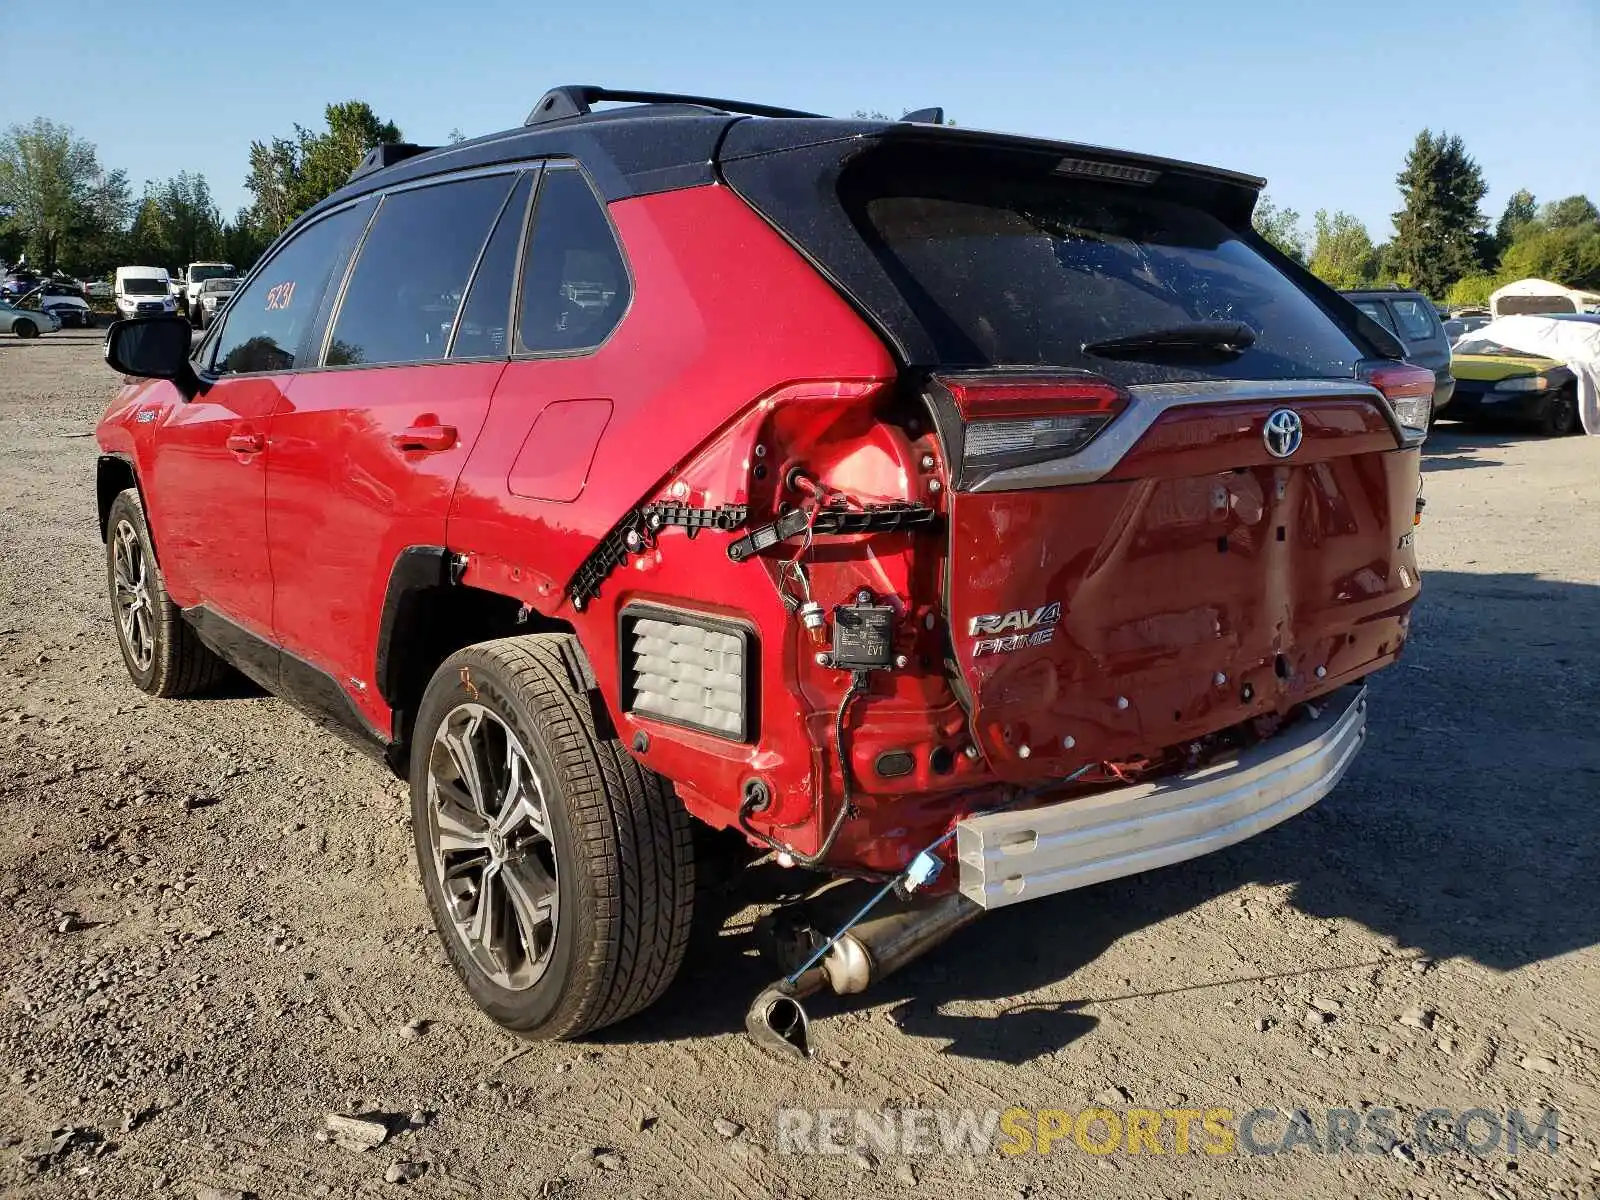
[14,318,38,339]
[105,489,230,697]
[410,635,695,1039]
[1539,388,1579,437]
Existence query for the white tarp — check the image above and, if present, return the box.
[1489,277,1585,317]
[1456,315,1600,434]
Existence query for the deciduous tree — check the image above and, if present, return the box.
[0,118,131,271]
[244,102,403,238]
[1252,194,1306,263]
[1494,188,1537,252]
[1307,210,1378,289]
[1540,195,1599,230]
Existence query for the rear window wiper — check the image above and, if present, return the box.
[1082,320,1258,359]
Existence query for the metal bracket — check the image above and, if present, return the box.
[567,503,750,608]
[725,502,938,562]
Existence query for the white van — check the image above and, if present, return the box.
[113,266,178,320]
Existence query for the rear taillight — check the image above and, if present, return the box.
[1360,361,1435,441]
[932,372,1128,479]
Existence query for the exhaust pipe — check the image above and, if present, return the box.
[745,890,984,1059]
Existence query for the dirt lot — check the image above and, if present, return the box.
[1,327,1597,1200]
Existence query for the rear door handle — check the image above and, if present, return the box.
[392,423,458,453]
[226,431,265,454]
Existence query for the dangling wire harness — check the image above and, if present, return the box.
[738,668,869,868]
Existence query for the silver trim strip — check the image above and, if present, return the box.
[965,379,1407,492]
[955,685,1368,909]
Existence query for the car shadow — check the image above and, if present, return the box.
[1420,424,1549,472]
[597,570,1600,1065]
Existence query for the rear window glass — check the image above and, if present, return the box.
[1389,297,1437,342]
[1354,301,1399,336]
[846,170,1364,384]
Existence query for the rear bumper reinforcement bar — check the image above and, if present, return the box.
[956,685,1368,908]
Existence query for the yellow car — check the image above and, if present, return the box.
[1449,314,1594,436]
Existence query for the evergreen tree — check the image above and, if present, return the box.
[1389,130,1488,299]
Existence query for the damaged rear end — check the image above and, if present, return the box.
[691,121,1425,1050]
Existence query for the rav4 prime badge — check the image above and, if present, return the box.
[969,602,1062,657]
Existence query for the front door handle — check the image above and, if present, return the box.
[226,431,265,454]
[392,423,458,453]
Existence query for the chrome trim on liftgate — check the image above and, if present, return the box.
[955,685,1368,909]
[965,379,1408,493]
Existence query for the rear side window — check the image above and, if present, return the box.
[517,168,629,354]
[850,171,1364,384]
[1389,297,1438,342]
[452,172,534,359]
[1354,301,1399,337]
[327,174,517,367]
[210,205,368,375]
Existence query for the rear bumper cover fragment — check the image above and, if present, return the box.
[955,685,1367,908]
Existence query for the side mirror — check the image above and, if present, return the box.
[104,316,196,389]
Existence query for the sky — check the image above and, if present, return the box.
[3,0,1596,244]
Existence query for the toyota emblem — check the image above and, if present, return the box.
[1263,408,1304,458]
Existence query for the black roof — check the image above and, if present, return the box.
[301,84,1267,229]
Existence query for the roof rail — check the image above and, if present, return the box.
[523,85,823,127]
[348,143,435,183]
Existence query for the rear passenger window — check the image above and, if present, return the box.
[327,174,516,367]
[209,204,368,375]
[452,172,534,359]
[1389,298,1437,342]
[517,168,629,354]
[1355,301,1400,337]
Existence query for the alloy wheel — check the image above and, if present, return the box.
[425,703,560,990]
[112,518,155,672]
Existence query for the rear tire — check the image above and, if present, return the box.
[105,489,230,697]
[14,318,38,339]
[410,635,695,1039]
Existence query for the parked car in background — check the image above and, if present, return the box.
[86,280,114,299]
[1342,288,1455,422]
[94,85,1428,1052]
[1489,277,1587,318]
[1448,313,1598,436]
[181,262,236,325]
[45,273,89,298]
[16,282,94,328]
[1,269,41,300]
[0,298,61,338]
[113,267,178,320]
[1444,314,1491,343]
[192,276,240,329]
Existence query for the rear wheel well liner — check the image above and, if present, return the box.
[375,547,589,749]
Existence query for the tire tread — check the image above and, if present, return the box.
[106,489,230,698]
[427,634,694,1038]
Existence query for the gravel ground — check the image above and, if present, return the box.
[1,328,1597,1200]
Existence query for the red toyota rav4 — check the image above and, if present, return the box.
[95,87,1429,1055]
